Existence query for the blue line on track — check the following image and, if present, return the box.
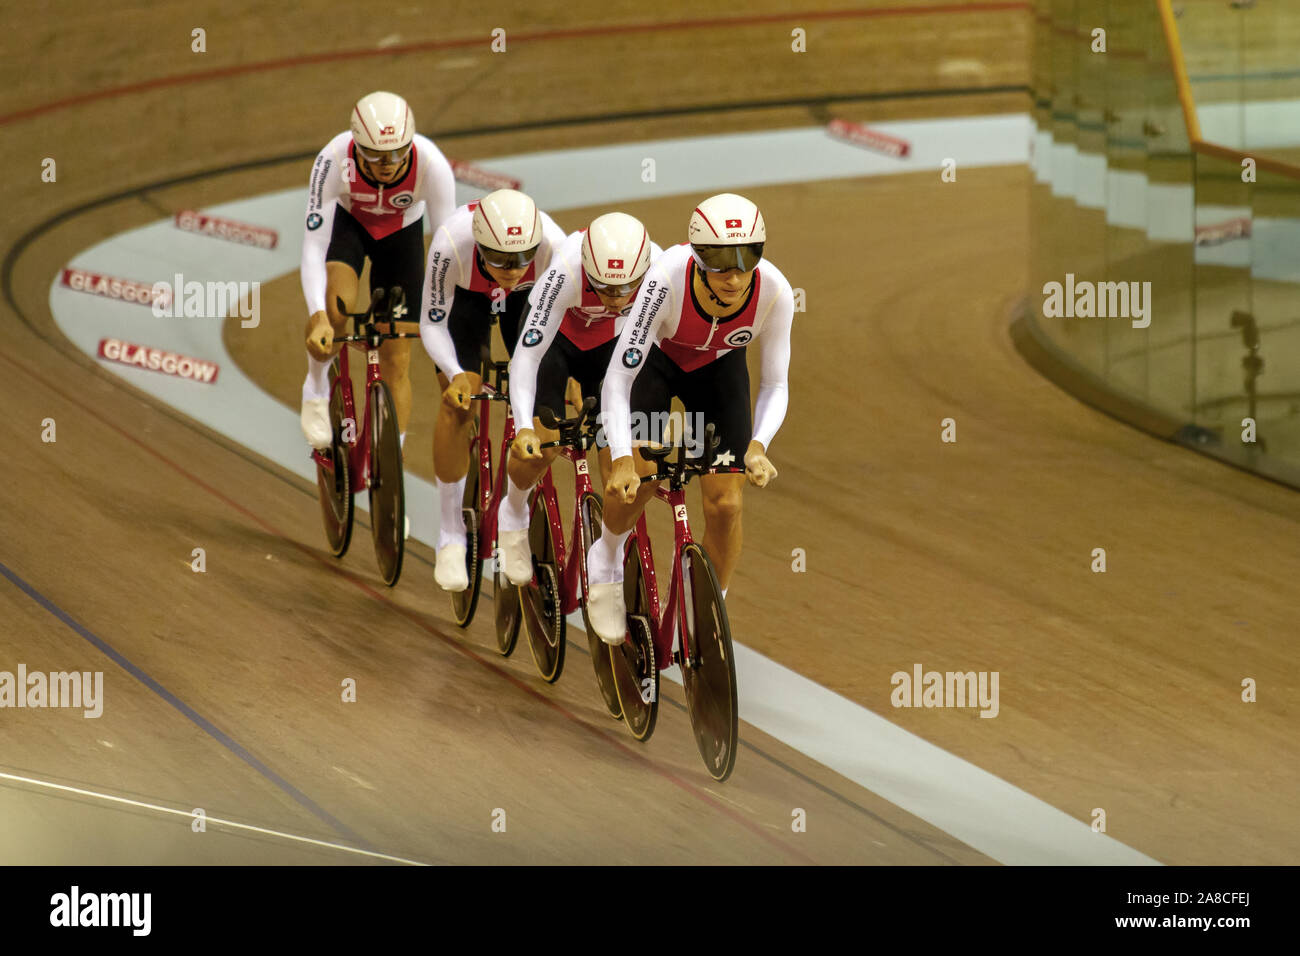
[0,556,371,849]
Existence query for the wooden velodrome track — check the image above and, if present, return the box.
[1,1,1296,865]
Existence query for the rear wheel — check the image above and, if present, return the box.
[315,361,354,557]
[520,491,565,682]
[679,542,738,782]
[610,541,659,742]
[368,380,404,586]
[580,494,620,719]
[451,429,483,627]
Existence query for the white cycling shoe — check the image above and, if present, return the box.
[585,581,627,646]
[498,529,533,586]
[435,542,468,592]
[301,397,332,451]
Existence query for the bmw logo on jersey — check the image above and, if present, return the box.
[306,213,323,230]
[622,347,643,368]
[522,328,543,347]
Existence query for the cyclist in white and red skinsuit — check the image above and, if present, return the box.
[495,213,664,585]
[418,189,566,591]
[300,90,456,452]
[584,193,793,645]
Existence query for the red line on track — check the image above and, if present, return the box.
[0,345,817,864]
[0,2,1030,127]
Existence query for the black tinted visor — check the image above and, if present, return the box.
[692,242,764,273]
[478,244,539,271]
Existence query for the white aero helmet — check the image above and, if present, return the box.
[582,212,652,295]
[472,189,542,269]
[688,193,766,273]
[351,91,414,156]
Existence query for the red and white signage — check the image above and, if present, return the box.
[174,210,278,249]
[827,119,912,159]
[1195,216,1251,246]
[448,159,522,191]
[97,338,220,384]
[60,268,160,306]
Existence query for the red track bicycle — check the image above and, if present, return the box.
[313,287,419,587]
[449,345,525,659]
[612,425,746,781]
[518,398,615,694]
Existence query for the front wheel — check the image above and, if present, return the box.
[520,491,565,683]
[678,542,738,782]
[451,440,483,628]
[315,361,354,557]
[368,380,404,586]
[610,541,659,742]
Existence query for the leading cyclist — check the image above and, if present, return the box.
[583,193,794,644]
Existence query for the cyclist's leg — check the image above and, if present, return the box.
[680,348,752,594]
[503,334,571,524]
[370,219,424,438]
[301,209,364,448]
[588,346,674,574]
[432,298,492,588]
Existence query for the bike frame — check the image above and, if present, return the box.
[311,340,384,490]
[468,366,516,556]
[535,445,599,617]
[629,483,695,675]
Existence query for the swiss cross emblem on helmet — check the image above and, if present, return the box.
[506,226,522,235]
[607,258,623,270]
[725,219,742,228]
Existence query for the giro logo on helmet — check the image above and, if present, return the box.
[623,348,643,368]
[522,328,543,347]
[306,213,323,230]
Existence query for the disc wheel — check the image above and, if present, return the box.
[678,542,738,781]
[520,492,565,683]
[492,555,522,655]
[315,361,354,557]
[367,380,404,586]
[579,493,621,719]
[610,542,659,742]
[451,436,484,628]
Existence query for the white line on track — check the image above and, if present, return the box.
[0,771,429,866]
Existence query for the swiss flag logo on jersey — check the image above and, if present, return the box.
[507,226,522,235]
[608,258,624,269]
[725,218,742,228]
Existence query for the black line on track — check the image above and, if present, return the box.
[2,84,1023,864]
